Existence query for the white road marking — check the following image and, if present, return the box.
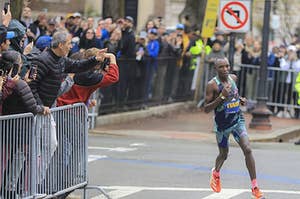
[88,146,137,152]
[202,189,245,199]
[88,155,107,163]
[89,186,300,199]
[91,188,142,199]
[130,143,147,147]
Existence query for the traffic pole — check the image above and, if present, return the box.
[194,38,207,103]
[249,0,272,130]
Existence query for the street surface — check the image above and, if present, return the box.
[83,133,300,199]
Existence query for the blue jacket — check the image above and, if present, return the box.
[147,39,160,58]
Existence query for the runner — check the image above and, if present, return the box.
[203,58,264,199]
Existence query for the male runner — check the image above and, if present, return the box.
[204,58,264,199]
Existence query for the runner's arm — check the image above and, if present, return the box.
[204,81,224,113]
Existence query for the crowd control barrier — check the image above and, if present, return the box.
[0,103,111,199]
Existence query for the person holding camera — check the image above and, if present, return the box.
[56,47,119,107]
[29,31,107,108]
[1,50,50,115]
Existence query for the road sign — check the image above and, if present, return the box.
[201,0,220,38]
[218,0,251,32]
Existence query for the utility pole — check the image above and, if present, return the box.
[249,0,272,130]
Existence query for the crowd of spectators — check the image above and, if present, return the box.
[1,5,300,119]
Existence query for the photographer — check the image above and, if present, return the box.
[1,50,50,115]
[56,47,119,106]
[29,31,107,107]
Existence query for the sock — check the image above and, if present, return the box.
[213,169,220,178]
[251,179,258,189]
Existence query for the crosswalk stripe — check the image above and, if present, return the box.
[91,188,142,199]
[202,189,245,199]
[88,146,137,152]
[88,155,107,163]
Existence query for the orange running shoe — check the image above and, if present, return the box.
[252,187,265,199]
[210,168,221,193]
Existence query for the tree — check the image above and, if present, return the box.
[11,0,24,20]
[179,0,207,30]
[102,0,125,20]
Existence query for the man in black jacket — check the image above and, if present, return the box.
[118,16,136,107]
[29,30,106,107]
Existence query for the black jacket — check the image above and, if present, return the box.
[120,27,136,58]
[29,49,99,107]
[3,79,44,115]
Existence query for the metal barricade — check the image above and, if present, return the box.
[1,103,110,199]
[0,113,36,199]
[34,103,88,198]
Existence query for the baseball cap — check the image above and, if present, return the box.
[36,35,52,51]
[73,12,81,18]
[148,28,157,35]
[125,16,134,23]
[176,23,184,30]
[139,31,147,39]
[287,45,297,52]
[6,31,15,39]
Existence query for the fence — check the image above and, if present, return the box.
[0,103,110,199]
[98,56,196,114]
[199,63,300,118]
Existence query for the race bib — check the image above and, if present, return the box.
[224,98,240,114]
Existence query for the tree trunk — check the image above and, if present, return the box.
[11,0,24,20]
[179,0,207,30]
[103,0,125,20]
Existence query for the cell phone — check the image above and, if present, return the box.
[4,2,9,14]
[11,65,19,78]
[0,69,3,76]
[29,64,37,79]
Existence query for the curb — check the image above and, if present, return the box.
[95,101,195,126]
[250,125,300,142]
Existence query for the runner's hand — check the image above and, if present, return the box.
[239,97,247,106]
[221,83,231,98]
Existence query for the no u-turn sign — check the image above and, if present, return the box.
[218,0,251,32]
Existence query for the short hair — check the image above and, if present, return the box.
[0,50,21,72]
[51,31,70,48]
[215,58,229,67]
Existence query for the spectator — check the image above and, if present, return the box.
[118,16,136,107]
[20,7,33,29]
[46,18,57,36]
[79,28,97,50]
[56,48,119,106]
[277,45,300,118]
[1,50,50,115]
[144,28,160,104]
[87,17,95,29]
[103,28,121,55]
[29,30,106,107]
[28,12,47,40]
[70,12,82,37]
[205,39,226,79]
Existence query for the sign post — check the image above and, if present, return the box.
[194,0,219,103]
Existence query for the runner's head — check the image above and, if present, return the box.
[214,58,230,77]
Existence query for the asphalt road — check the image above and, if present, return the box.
[73,133,300,199]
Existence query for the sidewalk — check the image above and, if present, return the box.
[90,102,300,143]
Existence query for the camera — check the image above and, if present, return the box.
[100,58,110,71]
[29,64,37,79]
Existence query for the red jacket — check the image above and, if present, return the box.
[56,63,119,107]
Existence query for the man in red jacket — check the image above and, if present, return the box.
[56,48,119,106]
